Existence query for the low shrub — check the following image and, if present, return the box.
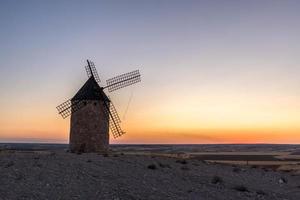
[103,153,109,157]
[232,167,241,173]
[211,176,223,184]
[233,185,249,192]
[33,163,42,168]
[147,164,157,170]
[176,160,188,165]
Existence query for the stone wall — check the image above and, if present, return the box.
[69,100,109,153]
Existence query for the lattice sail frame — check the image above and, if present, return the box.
[103,101,125,138]
[56,99,88,119]
[85,60,101,83]
[105,70,141,92]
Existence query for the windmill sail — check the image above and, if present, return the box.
[103,101,125,138]
[105,70,141,92]
[56,99,88,119]
[85,60,101,83]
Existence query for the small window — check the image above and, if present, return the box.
[94,102,97,106]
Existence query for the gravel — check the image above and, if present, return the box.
[0,150,299,200]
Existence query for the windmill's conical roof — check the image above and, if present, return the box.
[71,77,110,102]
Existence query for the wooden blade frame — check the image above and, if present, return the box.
[85,60,101,83]
[103,101,125,138]
[56,99,88,119]
[105,70,141,92]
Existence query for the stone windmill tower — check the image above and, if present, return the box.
[57,60,141,153]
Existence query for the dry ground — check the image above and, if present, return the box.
[0,150,300,200]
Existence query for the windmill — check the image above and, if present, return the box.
[56,60,141,153]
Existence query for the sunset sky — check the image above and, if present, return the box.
[0,0,300,144]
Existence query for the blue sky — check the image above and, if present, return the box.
[0,0,300,143]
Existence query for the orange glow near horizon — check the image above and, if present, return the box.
[1,127,300,144]
[1,91,300,144]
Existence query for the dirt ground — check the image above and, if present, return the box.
[0,150,300,200]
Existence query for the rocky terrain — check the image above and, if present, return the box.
[0,148,300,200]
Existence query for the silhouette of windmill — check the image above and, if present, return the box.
[57,60,141,153]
